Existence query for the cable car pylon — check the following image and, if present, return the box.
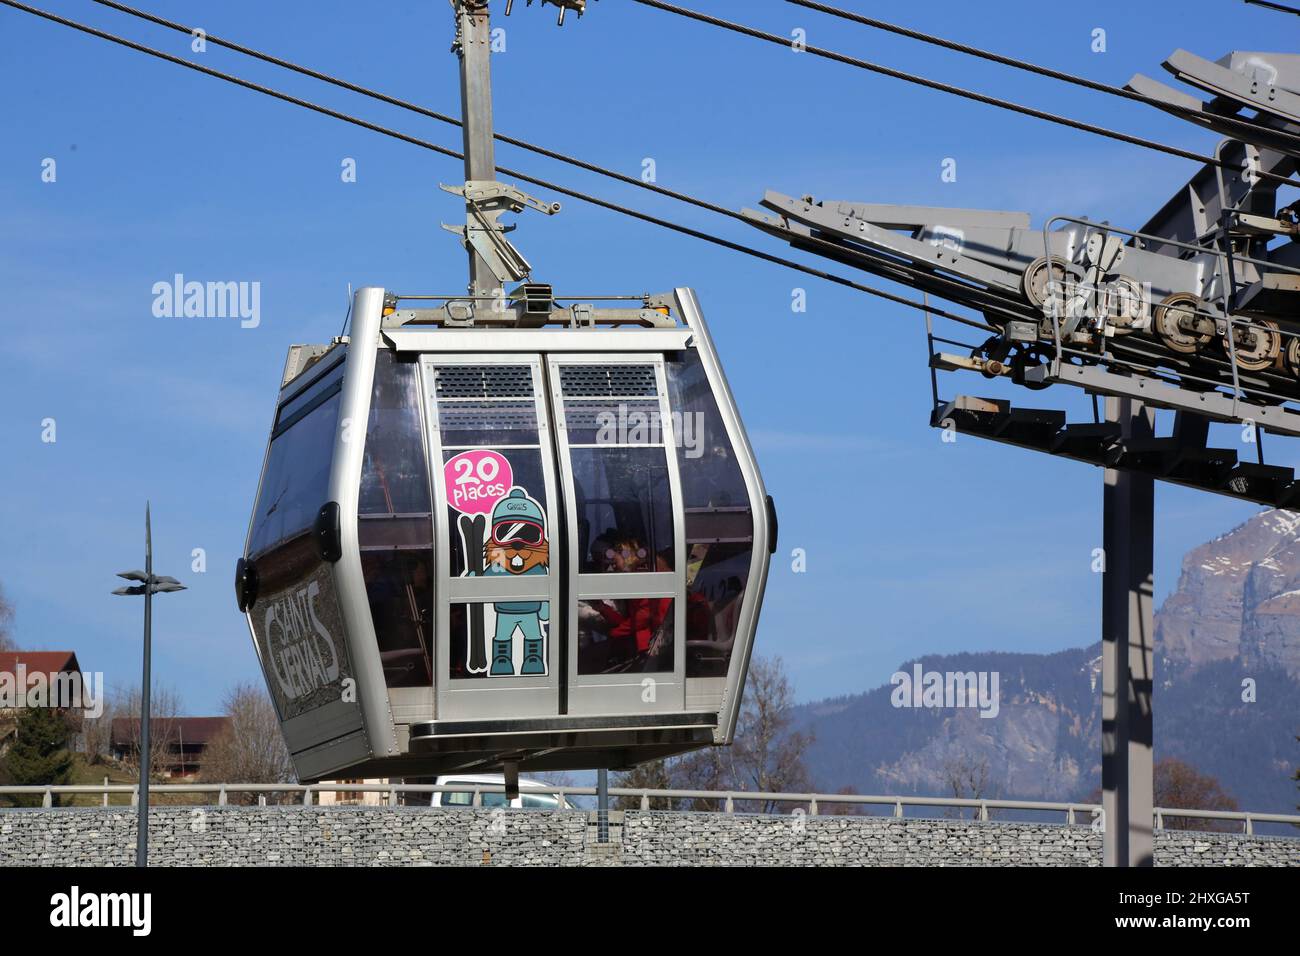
[743,42,1300,866]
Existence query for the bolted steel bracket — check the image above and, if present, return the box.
[441,180,561,285]
[505,0,594,26]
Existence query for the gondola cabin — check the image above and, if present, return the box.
[236,287,773,781]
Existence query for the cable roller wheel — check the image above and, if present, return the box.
[1104,275,1148,334]
[1022,255,1070,309]
[1285,334,1300,377]
[1225,319,1281,372]
[1153,293,1214,354]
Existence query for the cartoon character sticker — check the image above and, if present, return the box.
[445,450,549,677]
[480,488,550,675]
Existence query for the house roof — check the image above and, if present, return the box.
[110,716,232,747]
[0,651,81,676]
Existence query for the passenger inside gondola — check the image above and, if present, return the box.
[577,541,673,673]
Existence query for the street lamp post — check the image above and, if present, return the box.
[112,503,185,868]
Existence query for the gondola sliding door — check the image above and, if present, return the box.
[549,353,687,716]
[423,355,562,720]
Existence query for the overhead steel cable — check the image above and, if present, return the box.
[786,0,1300,151]
[53,0,1041,329]
[0,0,1002,334]
[90,0,736,222]
[628,0,1300,190]
[78,1,1055,324]
[1244,0,1300,16]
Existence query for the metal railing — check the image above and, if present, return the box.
[1,782,1296,835]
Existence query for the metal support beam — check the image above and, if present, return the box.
[453,1,500,299]
[596,768,609,843]
[1101,396,1156,867]
[138,508,153,869]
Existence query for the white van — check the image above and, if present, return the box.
[428,774,576,810]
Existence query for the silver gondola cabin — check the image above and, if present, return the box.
[235,287,774,781]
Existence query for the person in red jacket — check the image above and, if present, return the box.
[596,596,670,655]
[593,541,671,667]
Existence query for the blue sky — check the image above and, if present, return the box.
[0,0,1291,713]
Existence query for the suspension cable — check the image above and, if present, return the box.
[786,0,1300,151]
[90,0,734,223]
[76,0,1047,328]
[628,0,1300,190]
[76,1,1072,324]
[0,0,1001,333]
[1243,0,1300,16]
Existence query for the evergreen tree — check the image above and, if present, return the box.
[1,706,74,807]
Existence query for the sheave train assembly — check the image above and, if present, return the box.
[748,45,1300,500]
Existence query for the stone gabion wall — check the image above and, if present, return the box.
[619,813,1298,866]
[619,812,1105,866]
[0,807,589,867]
[0,806,1294,866]
[1154,830,1298,867]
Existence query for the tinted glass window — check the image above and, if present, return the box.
[359,351,435,688]
[578,598,674,675]
[360,352,430,516]
[521,793,560,809]
[449,598,551,681]
[561,398,663,445]
[559,363,676,574]
[363,551,432,687]
[443,785,508,808]
[437,399,539,446]
[664,350,754,679]
[248,384,342,558]
[570,447,674,574]
[277,358,344,425]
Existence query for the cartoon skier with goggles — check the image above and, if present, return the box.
[478,487,550,675]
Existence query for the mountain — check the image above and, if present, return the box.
[1158,508,1300,678]
[795,510,1300,815]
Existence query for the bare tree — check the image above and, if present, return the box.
[825,784,865,816]
[112,684,183,783]
[527,769,579,802]
[79,690,117,762]
[199,682,294,802]
[613,759,680,811]
[671,740,731,811]
[0,584,16,653]
[610,659,815,814]
[726,656,813,812]
[942,751,994,820]
[529,770,579,789]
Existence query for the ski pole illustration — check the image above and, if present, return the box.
[462,512,488,672]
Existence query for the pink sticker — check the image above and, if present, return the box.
[444,449,513,515]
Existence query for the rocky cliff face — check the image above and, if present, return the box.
[798,648,1103,804]
[797,510,1300,814]
[1157,509,1300,677]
